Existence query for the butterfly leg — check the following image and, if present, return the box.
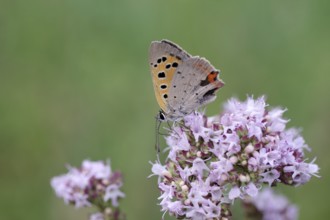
[166,120,171,130]
[155,117,162,155]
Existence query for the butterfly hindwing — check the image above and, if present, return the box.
[168,56,224,116]
[149,40,191,113]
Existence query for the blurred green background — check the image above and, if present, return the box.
[1,0,329,219]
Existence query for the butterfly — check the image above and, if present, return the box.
[149,39,225,122]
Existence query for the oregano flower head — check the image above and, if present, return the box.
[151,96,319,220]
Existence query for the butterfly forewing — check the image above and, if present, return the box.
[149,40,191,113]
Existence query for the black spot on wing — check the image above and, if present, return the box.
[158,72,166,78]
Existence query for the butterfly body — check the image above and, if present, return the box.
[149,40,224,121]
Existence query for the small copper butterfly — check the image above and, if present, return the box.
[149,40,225,121]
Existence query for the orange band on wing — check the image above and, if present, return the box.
[207,71,218,83]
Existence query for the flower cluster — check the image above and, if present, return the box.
[151,96,319,219]
[243,188,298,220]
[51,160,125,220]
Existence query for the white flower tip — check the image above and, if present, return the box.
[239,174,249,183]
[244,144,255,154]
[181,185,189,192]
[220,174,228,182]
[184,199,191,205]
[102,179,110,185]
[105,207,112,215]
[229,156,238,164]
[96,184,103,191]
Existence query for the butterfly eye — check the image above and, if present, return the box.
[158,111,166,121]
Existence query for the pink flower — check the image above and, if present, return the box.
[229,186,241,200]
[104,184,125,207]
[245,188,298,220]
[89,213,104,220]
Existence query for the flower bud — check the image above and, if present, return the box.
[229,156,238,164]
[181,185,189,192]
[105,207,112,215]
[184,199,191,205]
[239,174,249,183]
[102,179,110,185]
[244,143,254,154]
[96,184,103,191]
[220,174,228,182]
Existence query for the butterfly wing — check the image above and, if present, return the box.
[168,56,224,116]
[149,40,191,114]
